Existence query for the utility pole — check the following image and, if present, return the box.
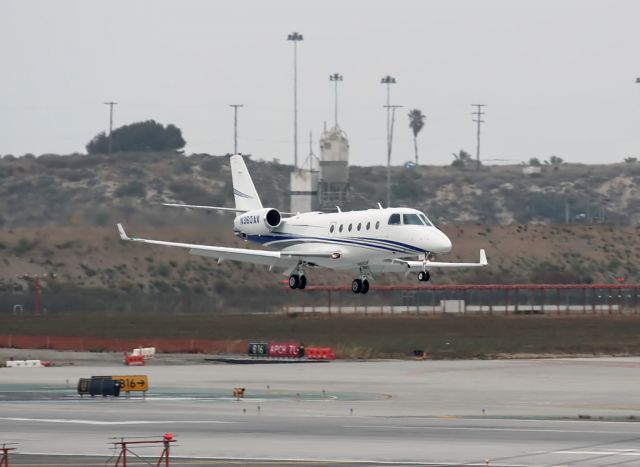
[229,104,243,154]
[384,105,403,208]
[381,75,397,207]
[287,32,304,169]
[471,104,486,170]
[329,73,343,128]
[104,101,117,155]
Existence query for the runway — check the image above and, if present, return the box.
[1,356,640,466]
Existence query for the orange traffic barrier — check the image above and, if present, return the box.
[305,347,336,360]
[123,354,145,366]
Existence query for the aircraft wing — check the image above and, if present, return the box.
[117,224,336,266]
[393,249,488,270]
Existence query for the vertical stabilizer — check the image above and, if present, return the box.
[230,154,263,211]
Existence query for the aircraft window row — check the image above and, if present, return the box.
[330,221,381,234]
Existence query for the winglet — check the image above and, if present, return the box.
[479,249,488,266]
[117,223,129,241]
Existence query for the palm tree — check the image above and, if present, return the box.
[408,109,426,165]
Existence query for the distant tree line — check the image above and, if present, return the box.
[86,120,186,155]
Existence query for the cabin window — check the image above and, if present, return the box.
[366,222,371,230]
[348,224,353,232]
[357,223,362,231]
[375,221,380,229]
[329,225,335,234]
[388,213,401,225]
[339,224,343,232]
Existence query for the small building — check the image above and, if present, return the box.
[290,168,319,214]
[318,126,349,210]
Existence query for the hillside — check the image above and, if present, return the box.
[2,152,640,228]
[1,152,639,312]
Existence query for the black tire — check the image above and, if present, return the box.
[418,271,431,282]
[288,275,299,289]
[298,275,307,290]
[351,279,362,294]
[361,279,370,294]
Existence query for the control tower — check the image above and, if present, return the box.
[318,126,349,209]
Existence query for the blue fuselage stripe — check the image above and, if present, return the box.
[240,232,424,255]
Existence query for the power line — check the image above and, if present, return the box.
[471,104,486,171]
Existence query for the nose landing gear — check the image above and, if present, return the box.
[418,252,432,282]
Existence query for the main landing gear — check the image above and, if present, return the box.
[418,270,430,282]
[352,267,371,294]
[351,278,370,294]
[288,274,307,290]
[288,263,307,290]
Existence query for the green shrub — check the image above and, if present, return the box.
[115,181,146,198]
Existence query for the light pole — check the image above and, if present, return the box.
[329,73,343,128]
[104,101,117,155]
[229,104,243,154]
[287,32,304,169]
[381,75,396,207]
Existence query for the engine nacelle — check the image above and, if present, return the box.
[234,208,282,235]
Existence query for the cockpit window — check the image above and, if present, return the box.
[419,213,434,227]
[403,213,424,225]
[388,213,401,225]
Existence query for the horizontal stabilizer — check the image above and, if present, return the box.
[162,203,246,213]
[162,203,296,216]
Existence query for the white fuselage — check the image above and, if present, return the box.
[234,207,452,270]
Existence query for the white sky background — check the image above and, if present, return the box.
[1,0,639,166]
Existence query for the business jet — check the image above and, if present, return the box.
[117,154,487,294]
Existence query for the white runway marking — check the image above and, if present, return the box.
[18,452,535,466]
[344,424,638,435]
[0,417,243,425]
[554,450,640,456]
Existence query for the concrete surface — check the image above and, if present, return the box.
[1,354,640,466]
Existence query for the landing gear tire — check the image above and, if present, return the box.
[289,274,306,290]
[418,271,430,282]
[360,279,370,294]
[351,279,363,294]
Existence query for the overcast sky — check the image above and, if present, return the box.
[1,0,639,166]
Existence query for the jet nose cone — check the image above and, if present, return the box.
[435,231,452,254]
